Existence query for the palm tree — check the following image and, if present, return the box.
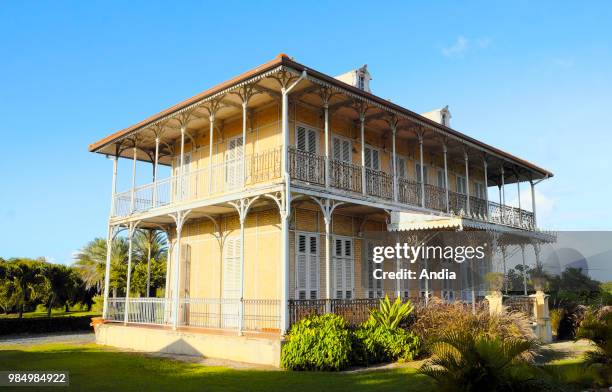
[74,237,128,294]
[133,230,167,296]
[419,331,538,392]
[41,264,74,317]
[10,261,45,318]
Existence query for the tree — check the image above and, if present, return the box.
[41,264,75,317]
[9,259,46,318]
[74,237,129,294]
[133,230,167,296]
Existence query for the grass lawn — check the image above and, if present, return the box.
[0,310,99,319]
[0,342,433,392]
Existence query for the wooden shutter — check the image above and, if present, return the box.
[396,157,407,179]
[295,233,319,300]
[333,136,351,162]
[297,126,317,153]
[223,237,242,299]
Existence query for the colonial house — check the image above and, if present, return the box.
[90,54,553,366]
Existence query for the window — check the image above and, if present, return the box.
[332,135,352,163]
[365,241,383,299]
[333,236,354,299]
[456,175,467,195]
[174,153,192,199]
[396,156,407,179]
[222,237,242,327]
[357,74,365,90]
[295,233,319,300]
[437,169,446,189]
[364,145,380,171]
[296,125,318,154]
[415,163,429,185]
[474,182,486,199]
[225,136,244,189]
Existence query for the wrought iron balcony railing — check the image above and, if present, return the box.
[112,147,282,218]
[287,148,536,230]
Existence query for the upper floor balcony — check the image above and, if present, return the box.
[109,144,535,232]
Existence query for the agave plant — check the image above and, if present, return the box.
[419,331,539,392]
[370,295,414,329]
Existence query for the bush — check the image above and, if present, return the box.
[410,298,535,355]
[281,314,352,371]
[369,295,414,329]
[0,316,93,335]
[575,306,612,386]
[419,331,541,392]
[352,318,420,365]
[91,294,104,314]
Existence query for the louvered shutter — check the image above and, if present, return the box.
[396,157,406,179]
[223,237,242,299]
[309,236,318,299]
[437,170,446,188]
[296,234,307,299]
[372,149,380,170]
[334,239,343,298]
[296,126,306,151]
[307,129,317,153]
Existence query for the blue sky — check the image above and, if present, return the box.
[0,1,611,264]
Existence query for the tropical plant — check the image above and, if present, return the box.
[41,264,75,317]
[575,306,612,385]
[419,331,540,392]
[281,314,352,371]
[409,298,535,355]
[73,237,129,294]
[369,295,414,329]
[485,272,504,292]
[10,260,46,318]
[352,317,420,364]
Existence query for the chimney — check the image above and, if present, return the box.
[334,65,372,93]
[421,105,451,127]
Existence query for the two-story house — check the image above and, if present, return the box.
[90,54,553,366]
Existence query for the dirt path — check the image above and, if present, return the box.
[0,332,95,346]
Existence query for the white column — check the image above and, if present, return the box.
[520,244,528,295]
[242,101,248,186]
[360,112,366,196]
[102,225,113,319]
[391,126,397,202]
[324,201,332,301]
[443,145,449,213]
[280,88,290,335]
[464,151,471,215]
[152,137,160,207]
[501,246,508,294]
[517,179,522,227]
[179,126,186,200]
[124,225,134,324]
[238,208,246,335]
[110,155,118,216]
[208,115,214,193]
[483,159,489,221]
[103,156,118,319]
[530,180,537,228]
[130,147,137,213]
[281,90,289,182]
[419,135,425,208]
[172,219,183,329]
[500,167,506,222]
[324,104,330,189]
[146,232,151,297]
[280,208,290,334]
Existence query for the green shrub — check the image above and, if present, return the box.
[91,294,104,314]
[281,314,352,371]
[419,331,541,392]
[369,295,414,329]
[352,318,420,365]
